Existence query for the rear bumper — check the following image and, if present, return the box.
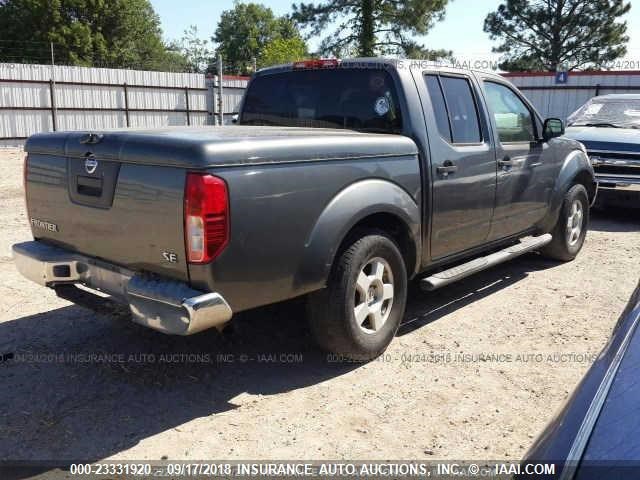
[12,241,232,335]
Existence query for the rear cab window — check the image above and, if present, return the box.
[240,68,403,134]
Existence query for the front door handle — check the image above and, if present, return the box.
[436,161,458,177]
[498,156,514,167]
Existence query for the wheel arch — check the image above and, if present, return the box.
[538,149,595,233]
[335,211,418,279]
[293,179,421,292]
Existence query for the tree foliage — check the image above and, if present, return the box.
[259,37,308,68]
[291,0,451,58]
[0,0,182,70]
[484,0,631,71]
[170,25,214,73]
[213,2,307,75]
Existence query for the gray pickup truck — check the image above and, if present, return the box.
[13,58,596,360]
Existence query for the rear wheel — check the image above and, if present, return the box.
[541,184,589,261]
[307,233,407,361]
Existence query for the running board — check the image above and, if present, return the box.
[420,234,553,291]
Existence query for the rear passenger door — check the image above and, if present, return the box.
[421,73,497,259]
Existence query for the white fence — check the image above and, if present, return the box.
[206,75,248,121]
[0,63,249,146]
[504,71,640,121]
[5,63,639,147]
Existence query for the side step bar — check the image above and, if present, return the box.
[420,234,552,291]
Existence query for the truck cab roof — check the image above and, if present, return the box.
[255,57,506,82]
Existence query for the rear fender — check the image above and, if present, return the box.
[294,179,421,291]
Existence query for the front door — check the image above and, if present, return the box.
[479,80,553,240]
[421,72,497,259]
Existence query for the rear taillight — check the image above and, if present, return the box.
[184,172,229,264]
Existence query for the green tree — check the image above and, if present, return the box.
[172,25,214,73]
[291,0,450,58]
[0,0,181,70]
[484,0,631,72]
[259,37,308,67]
[158,45,193,73]
[213,2,307,75]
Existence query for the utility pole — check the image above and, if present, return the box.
[217,55,224,126]
[252,57,257,74]
[50,42,58,131]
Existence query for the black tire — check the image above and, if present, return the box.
[541,184,589,261]
[307,232,408,361]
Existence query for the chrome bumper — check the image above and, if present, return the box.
[12,241,232,335]
[596,174,640,192]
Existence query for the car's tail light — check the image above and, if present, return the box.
[184,172,229,264]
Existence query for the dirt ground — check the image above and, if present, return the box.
[1,146,639,464]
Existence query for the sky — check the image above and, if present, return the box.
[151,0,640,64]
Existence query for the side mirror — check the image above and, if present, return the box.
[543,118,564,141]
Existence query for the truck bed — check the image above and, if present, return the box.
[24,126,418,285]
[26,126,417,168]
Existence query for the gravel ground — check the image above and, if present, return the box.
[1,146,639,464]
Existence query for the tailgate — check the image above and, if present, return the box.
[24,133,189,281]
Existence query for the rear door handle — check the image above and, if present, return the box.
[436,161,458,177]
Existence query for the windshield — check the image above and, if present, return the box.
[240,68,403,134]
[567,98,640,129]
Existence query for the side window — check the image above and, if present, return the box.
[484,82,536,143]
[425,75,452,142]
[440,77,482,144]
[424,74,482,144]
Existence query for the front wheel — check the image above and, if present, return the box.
[307,233,408,361]
[541,184,589,261]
